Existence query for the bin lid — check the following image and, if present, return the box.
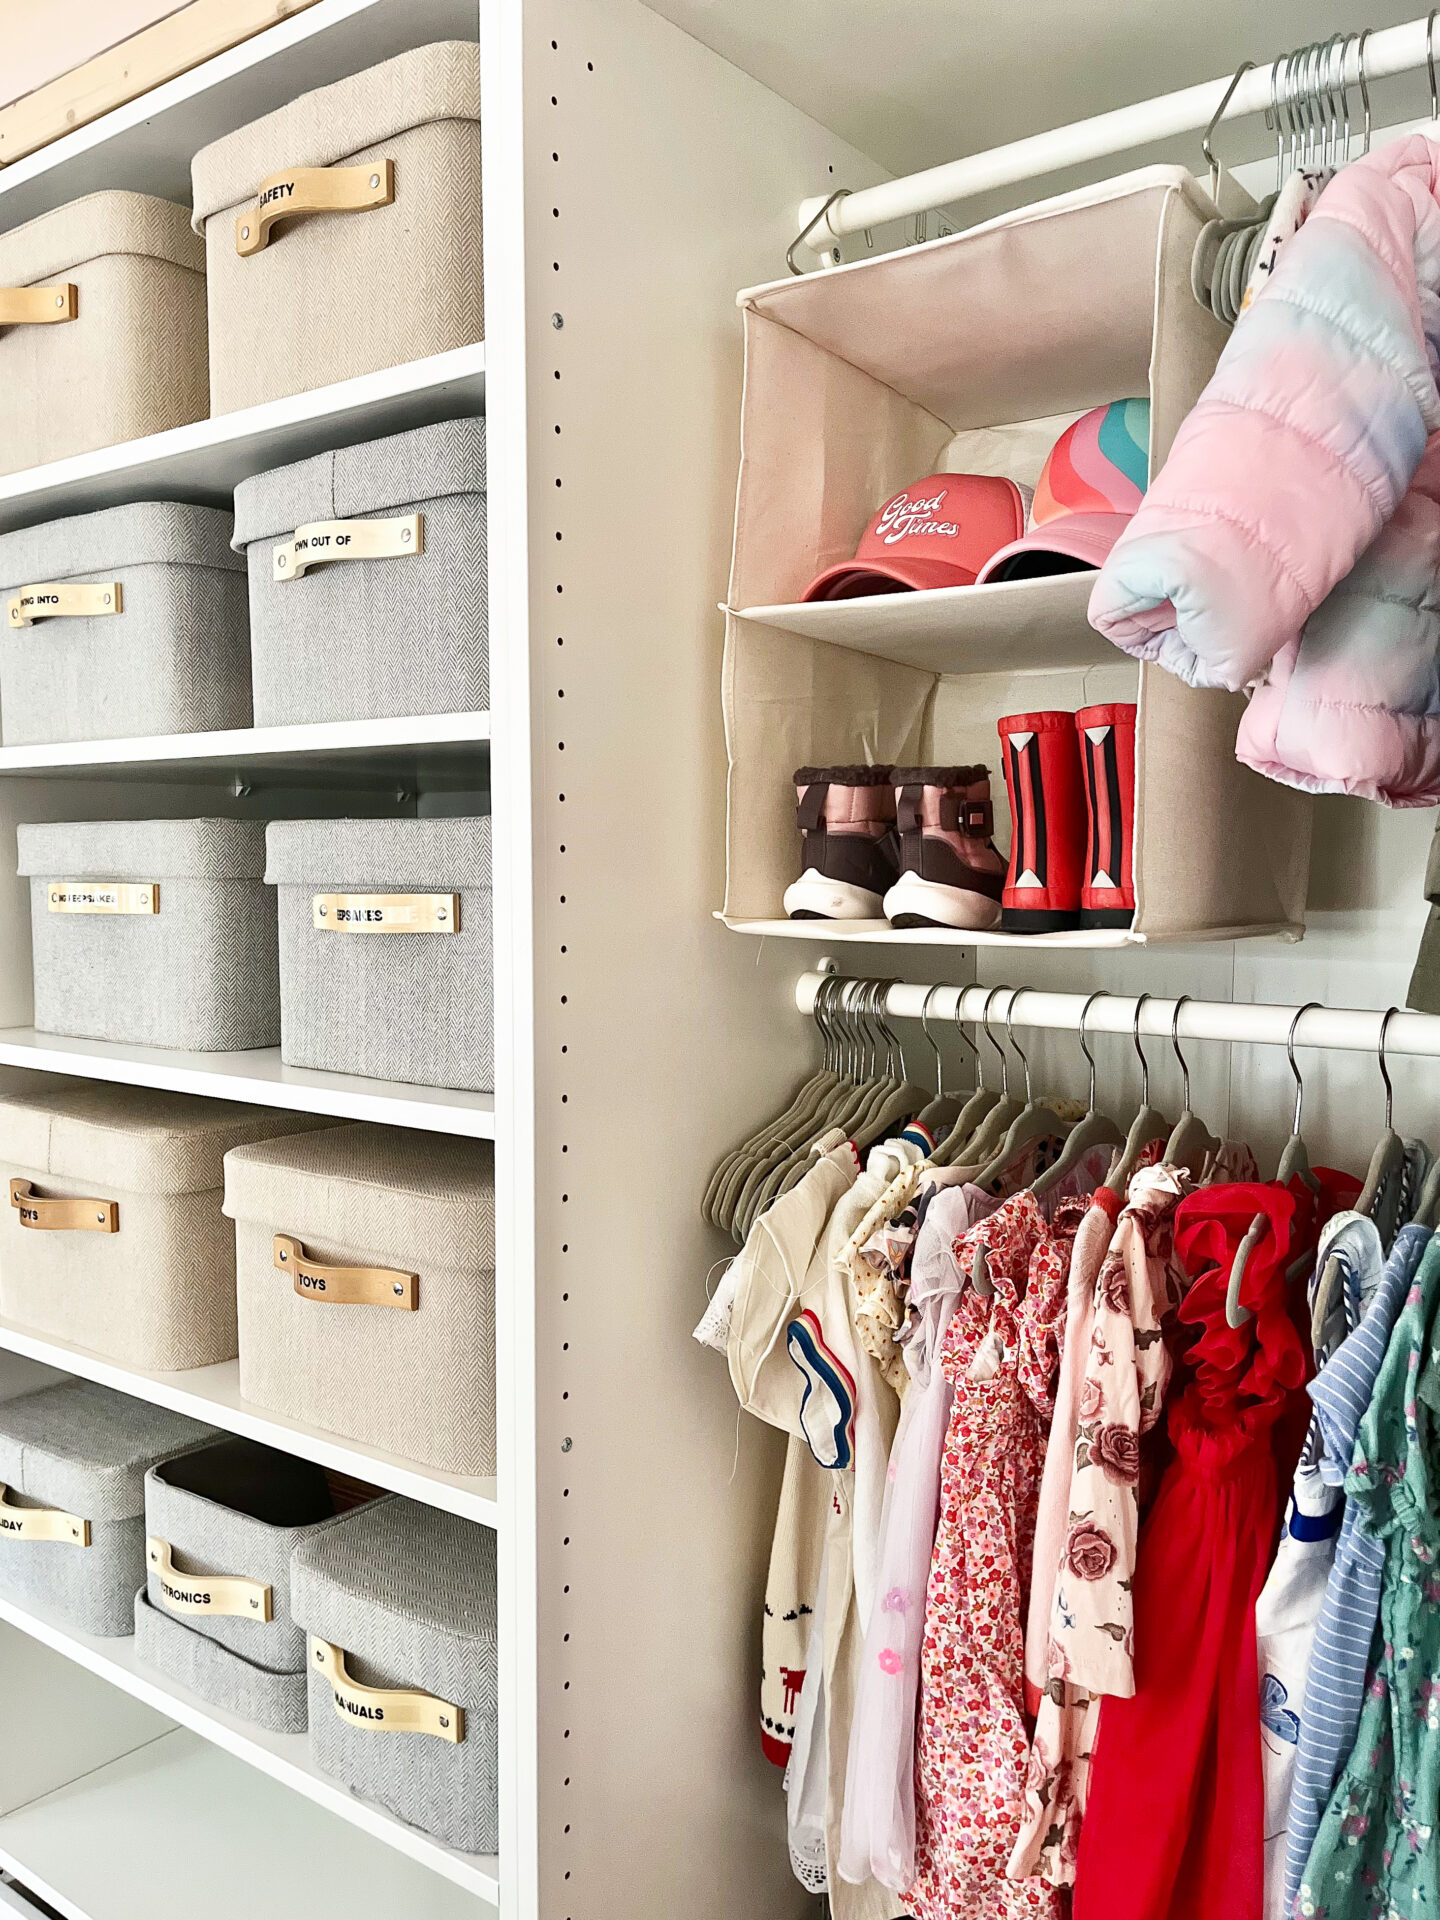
[232,417,485,548]
[18,817,269,883]
[0,191,202,286]
[264,816,491,893]
[222,1122,493,1274]
[0,1379,215,1521]
[191,40,480,228]
[0,1080,334,1196]
[290,1496,497,1710]
[0,501,242,589]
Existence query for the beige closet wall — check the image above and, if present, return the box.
[0,2,186,106]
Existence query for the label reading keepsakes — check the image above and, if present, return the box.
[47,881,159,916]
[311,891,459,934]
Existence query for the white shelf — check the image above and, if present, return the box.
[731,571,1107,675]
[0,344,485,535]
[0,1031,495,1138]
[0,1610,499,1909]
[719,913,1136,949]
[0,1320,497,1527]
[0,711,490,786]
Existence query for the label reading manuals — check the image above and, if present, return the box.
[47,882,159,916]
[311,892,458,933]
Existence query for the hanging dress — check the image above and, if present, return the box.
[1294,1228,1440,1920]
[1073,1181,1312,1920]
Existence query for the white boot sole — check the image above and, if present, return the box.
[882,874,1003,931]
[783,870,886,920]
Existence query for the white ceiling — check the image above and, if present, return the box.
[642,0,1432,182]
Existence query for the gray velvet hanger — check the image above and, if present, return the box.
[1031,990,1125,1199]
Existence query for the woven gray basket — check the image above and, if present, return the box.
[18,818,279,1052]
[291,1496,498,1853]
[265,816,492,1091]
[0,1379,214,1636]
[0,502,249,747]
[232,418,485,728]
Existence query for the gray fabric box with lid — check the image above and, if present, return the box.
[231,418,486,728]
[0,1080,333,1370]
[0,1378,215,1636]
[291,1497,498,1853]
[265,816,492,1091]
[0,502,250,746]
[134,1435,383,1732]
[224,1123,496,1476]
[0,191,208,476]
[190,42,482,416]
[18,817,279,1051]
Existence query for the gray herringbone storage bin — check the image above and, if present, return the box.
[0,1378,214,1636]
[135,1436,382,1732]
[265,817,492,1091]
[224,1124,496,1475]
[0,1081,332,1370]
[0,503,250,746]
[18,818,280,1052]
[190,42,482,415]
[292,1497,498,1853]
[232,418,486,727]
[0,192,207,476]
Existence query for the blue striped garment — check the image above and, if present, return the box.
[1282,1220,1434,1913]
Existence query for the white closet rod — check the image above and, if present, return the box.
[795,969,1440,1061]
[796,14,1437,245]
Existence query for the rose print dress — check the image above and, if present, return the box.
[907,1191,1078,1920]
[1295,1230,1440,1920]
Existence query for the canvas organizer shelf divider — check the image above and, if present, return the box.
[720,167,1315,946]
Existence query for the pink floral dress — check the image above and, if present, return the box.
[907,1190,1080,1920]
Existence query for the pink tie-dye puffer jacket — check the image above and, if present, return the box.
[1089,134,1440,806]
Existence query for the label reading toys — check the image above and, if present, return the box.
[47,882,158,916]
[311,891,458,934]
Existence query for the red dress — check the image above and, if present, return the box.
[1071,1181,1327,1920]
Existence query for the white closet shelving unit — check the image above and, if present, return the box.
[0,0,862,1915]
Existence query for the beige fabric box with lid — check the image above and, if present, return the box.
[0,1081,333,1370]
[224,1124,496,1476]
[189,41,482,416]
[0,191,207,476]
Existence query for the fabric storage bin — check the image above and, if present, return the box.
[18,818,279,1052]
[190,42,482,415]
[265,817,492,1091]
[231,417,486,727]
[292,1496,498,1853]
[0,1378,214,1636]
[134,1436,383,1733]
[0,191,207,476]
[0,502,250,746]
[720,166,1313,944]
[224,1124,495,1476]
[0,1081,333,1370]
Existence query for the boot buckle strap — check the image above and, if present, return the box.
[796,782,829,832]
[937,796,994,837]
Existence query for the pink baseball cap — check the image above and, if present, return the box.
[801,473,1027,600]
[975,399,1150,584]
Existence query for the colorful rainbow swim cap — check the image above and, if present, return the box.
[976,398,1149,584]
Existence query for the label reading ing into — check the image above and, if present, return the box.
[311,892,459,934]
[47,882,159,916]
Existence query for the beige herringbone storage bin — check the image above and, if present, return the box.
[0,1081,332,1370]
[0,192,207,476]
[190,42,482,416]
[224,1125,496,1476]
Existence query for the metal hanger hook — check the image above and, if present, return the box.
[1003,988,1033,1105]
[949,987,981,1074]
[1132,992,1154,1107]
[919,983,946,1098]
[1203,59,1254,197]
[1377,1004,1400,1131]
[1429,11,1439,120]
[1169,995,1193,1114]
[980,986,1010,1099]
[1355,27,1373,153]
[1285,1001,1322,1138]
[1077,990,1108,1114]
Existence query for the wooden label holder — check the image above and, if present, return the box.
[274,1234,417,1310]
[46,881,159,916]
[8,581,121,627]
[311,892,459,934]
[10,1178,118,1233]
[311,1638,464,1741]
[148,1538,274,1621]
[272,513,423,581]
[236,159,394,256]
[0,1484,89,1545]
[0,285,77,326]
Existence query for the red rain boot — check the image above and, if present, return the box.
[997,710,1086,933]
[1076,702,1137,929]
